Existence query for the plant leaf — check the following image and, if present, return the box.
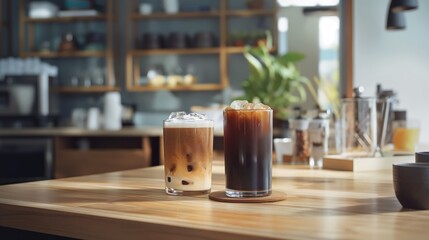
[243,47,266,81]
[277,52,305,66]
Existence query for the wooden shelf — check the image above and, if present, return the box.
[225,46,246,54]
[52,86,120,93]
[128,84,224,92]
[25,15,107,23]
[225,46,277,54]
[132,48,220,56]
[25,51,106,58]
[226,9,275,17]
[132,12,220,20]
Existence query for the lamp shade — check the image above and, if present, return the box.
[390,0,418,13]
[386,10,406,30]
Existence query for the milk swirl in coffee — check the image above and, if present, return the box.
[163,112,213,195]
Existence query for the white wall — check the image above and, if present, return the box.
[354,0,429,143]
[279,7,320,110]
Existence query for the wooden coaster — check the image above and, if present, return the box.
[209,191,286,203]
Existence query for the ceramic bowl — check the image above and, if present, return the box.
[415,152,429,163]
[393,163,429,210]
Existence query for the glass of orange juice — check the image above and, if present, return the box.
[393,120,420,152]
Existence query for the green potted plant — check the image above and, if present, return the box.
[239,32,309,121]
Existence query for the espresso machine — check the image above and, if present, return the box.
[0,74,58,127]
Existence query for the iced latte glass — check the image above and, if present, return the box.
[163,112,213,195]
[223,101,273,198]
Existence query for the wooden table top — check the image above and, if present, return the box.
[0,160,427,240]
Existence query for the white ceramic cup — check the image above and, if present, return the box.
[139,3,153,15]
[274,138,292,163]
[87,107,100,130]
[104,92,122,130]
[163,0,179,13]
[71,108,87,128]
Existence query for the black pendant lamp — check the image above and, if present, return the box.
[386,1,406,30]
[390,0,418,13]
[386,10,406,30]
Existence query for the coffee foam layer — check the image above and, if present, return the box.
[164,120,213,128]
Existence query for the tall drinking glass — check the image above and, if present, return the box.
[163,112,213,195]
[393,119,420,152]
[223,106,273,198]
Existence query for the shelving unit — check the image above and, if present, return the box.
[125,0,277,92]
[0,0,12,57]
[25,50,106,58]
[18,0,116,93]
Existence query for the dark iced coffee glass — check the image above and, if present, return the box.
[163,112,213,196]
[223,102,273,197]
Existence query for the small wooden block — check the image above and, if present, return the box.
[323,155,413,172]
[209,191,287,203]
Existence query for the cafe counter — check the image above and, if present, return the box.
[1,159,427,239]
[0,127,224,179]
[0,127,165,179]
[0,127,163,137]
[0,127,223,137]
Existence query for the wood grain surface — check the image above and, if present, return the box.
[1,158,428,240]
[323,155,413,171]
[54,137,152,178]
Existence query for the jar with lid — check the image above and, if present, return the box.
[392,110,407,134]
[308,109,330,168]
[289,107,310,164]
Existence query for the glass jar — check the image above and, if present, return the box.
[340,97,377,157]
[309,116,330,168]
[290,117,310,164]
